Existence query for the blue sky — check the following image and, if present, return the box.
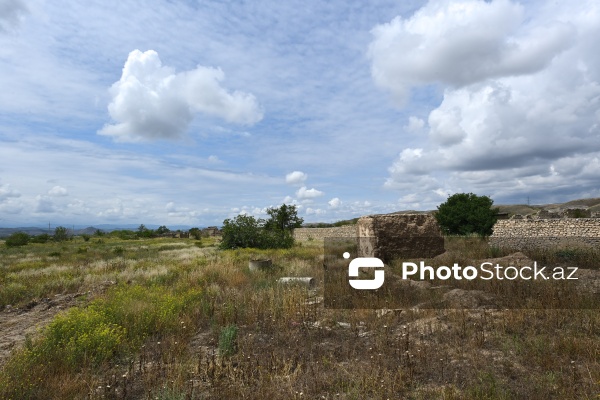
[1,0,599,227]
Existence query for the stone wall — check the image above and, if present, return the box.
[293,225,356,241]
[357,213,445,262]
[490,218,600,249]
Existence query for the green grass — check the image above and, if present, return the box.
[0,236,598,399]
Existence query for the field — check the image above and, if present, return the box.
[0,236,599,399]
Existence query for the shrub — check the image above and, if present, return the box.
[43,307,125,367]
[435,193,499,236]
[30,233,50,244]
[189,227,202,240]
[220,204,301,249]
[53,226,70,242]
[112,246,125,255]
[110,230,137,240]
[220,214,264,249]
[5,232,29,247]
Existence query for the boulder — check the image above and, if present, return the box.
[357,213,444,262]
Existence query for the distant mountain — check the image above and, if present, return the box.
[303,197,600,227]
[0,227,51,238]
[496,197,600,217]
[0,225,204,238]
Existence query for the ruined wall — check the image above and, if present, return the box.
[293,225,356,241]
[357,213,445,262]
[490,218,600,249]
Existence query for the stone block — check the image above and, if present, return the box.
[357,213,445,263]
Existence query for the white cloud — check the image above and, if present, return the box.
[0,200,23,214]
[282,195,294,204]
[99,50,263,142]
[48,185,68,197]
[0,0,28,33]
[296,186,324,200]
[404,116,425,134]
[305,207,325,216]
[166,202,176,212]
[285,171,308,185]
[34,195,54,213]
[380,1,600,206]
[369,0,575,104]
[328,197,341,208]
[0,184,20,201]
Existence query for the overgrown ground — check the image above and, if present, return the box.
[0,235,598,399]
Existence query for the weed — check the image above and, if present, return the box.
[218,325,238,357]
[0,236,598,399]
[112,246,125,255]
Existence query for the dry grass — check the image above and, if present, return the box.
[0,236,598,399]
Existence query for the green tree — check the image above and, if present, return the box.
[189,227,202,240]
[137,224,154,238]
[156,225,170,235]
[54,226,70,242]
[264,204,303,232]
[30,233,50,244]
[5,232,30,247]
[219,214,264,249]
[220,205,304,250]
[435,193,499,236]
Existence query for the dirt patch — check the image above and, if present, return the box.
[0,294,82,365]
[0,281,116,366]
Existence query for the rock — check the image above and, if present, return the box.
[249,259,273,272]
[357,213,445,262]
[442,289,498,309]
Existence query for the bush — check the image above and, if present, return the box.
[110,230,137,240]
[53,226,69,242]
[220,214,264,249]
[30,233,50,244]
[220,204,302,250]
[43,307,125,367]
[5,232,29,247]
[189,227,202,240]
[435,193,499,236]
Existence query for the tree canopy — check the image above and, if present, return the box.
[435,193,499,236]
[220,204,302,249]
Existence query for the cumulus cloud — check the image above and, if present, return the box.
[285,171,308,185]
[166,201,176,212]
[48,185,68,197]
[296,186,324,200]
[378,1,600,206]
[0,0,28,33]
[404,116,425,134]
[0,183,20,201]
[207,155,222,164]
[99,50,263,141]
[305,207,325,216]
[328,197,341,208]
[34,195,55,213]
[369,0,575,104]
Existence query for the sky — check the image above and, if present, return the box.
[1,0,599,228]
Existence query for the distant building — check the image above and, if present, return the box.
[202,226,221,237]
